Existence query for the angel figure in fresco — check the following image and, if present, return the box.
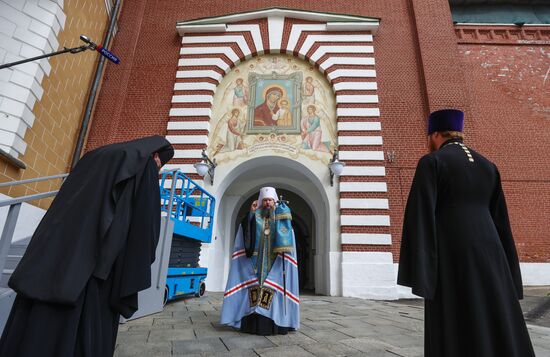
[223,78,249,107]
[301,105,330,152]
[212,108,246,156]
[302,76,328,106]
[259,56,291,73]
[274,99,293,127]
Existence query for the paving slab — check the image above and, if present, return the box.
[173,337,228,354]
[300,342,363,356]
[221,335,276,350]
[148,328,196,342]
[115,288,550,356]
[338,337,393,354]
[255,344,315,356]
[201,349,259,357]
[265,331,318,346]
[114,342,172,357]
[115,330,150,345]
[300,328,355,343]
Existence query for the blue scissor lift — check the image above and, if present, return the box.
[160,170,215,304]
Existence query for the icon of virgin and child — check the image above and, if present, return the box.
[253,86,293,127]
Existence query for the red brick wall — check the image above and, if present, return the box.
[85,0,550,263]
[457,34,550,263]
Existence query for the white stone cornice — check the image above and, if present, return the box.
[337,108,380,117]
[341,215,390,226]
[338,136,383,145]
[341,166,386,176]
[336,95,379,104]
[333,82,378,91]
[226,24,264,54]
[167,121,210,131]
[171,95,213,104]
[174,82,217,92]
[166,135,209,145]
[298,34,373,57]
[310,45,374,62]
[319,56,375,73]
[339,151,385,161]
[169,108,212,117]
[341,233,392,245]
[180,46,240,63]
[177,8,379,36]
[286,24,326,53]
[328,69,376,81]
[340,198,389,209]
[182,35,252,59]
[178,58,231,73]
[340,182,387,192]
[176,70,222,82]
[337,122,381,131]
[174,149,204,159]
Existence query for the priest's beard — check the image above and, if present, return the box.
[261,207,274,219]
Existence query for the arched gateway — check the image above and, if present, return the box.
[205,155,334,295]
[163,8,402,299]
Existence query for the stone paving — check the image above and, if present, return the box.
[115,288,550,356]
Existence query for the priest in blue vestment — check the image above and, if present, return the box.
[220,187,300,335]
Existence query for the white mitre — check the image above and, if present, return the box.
[257,186,278,203]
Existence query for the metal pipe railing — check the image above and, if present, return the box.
[0,173,68,281]
[0,173,68,188]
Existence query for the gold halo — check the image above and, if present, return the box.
[279,97,290,105]
[262,85,286,100]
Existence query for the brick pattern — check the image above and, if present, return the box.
[456,25,550,45]
[458,36,550,263]
[0,0,109,208]
[161,13,391,254]
[85,1,549,264]
[0,0,66,158]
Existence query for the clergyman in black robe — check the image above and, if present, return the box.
[397,109,535,357]
[0,135,174,357]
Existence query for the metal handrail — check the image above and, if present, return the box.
[0,191,61,208]
[0,173,68,283]
[0,173,68,188]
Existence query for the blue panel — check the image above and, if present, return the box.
[160,170,215,243]
[160,170,214,302]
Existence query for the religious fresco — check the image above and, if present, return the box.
[209,55,336,163]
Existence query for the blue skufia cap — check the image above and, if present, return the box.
[427,109,464,135]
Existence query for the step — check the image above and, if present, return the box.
[1,270,13,288]
[4,255,22,270]
[8,243,29,256]
[0,287,16,336]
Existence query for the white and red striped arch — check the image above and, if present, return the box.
[167,8,391,251]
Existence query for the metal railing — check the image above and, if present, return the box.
[0,174,68,278]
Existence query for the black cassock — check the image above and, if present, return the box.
[398,138,535,357]
[0,136,173,357]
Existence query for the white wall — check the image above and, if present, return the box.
[342,252,398,300]
[391,262,550,301]
[520,263,550,286]
[0,193,45,243]
[0,0,65,157]
[200,155,341,296]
